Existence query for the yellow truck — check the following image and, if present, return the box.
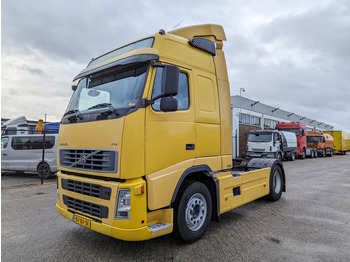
[56,24,286,243]
[324,131,350,155]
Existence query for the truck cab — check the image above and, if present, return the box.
[307,132,334,157]
[247,130,297,160]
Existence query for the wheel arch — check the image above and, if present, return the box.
[171,165,220,222]
[247,158,286,193]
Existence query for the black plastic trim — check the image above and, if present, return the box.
[188,38,216,56]
[170,165,220,221]
[247,158,286,192]
[73,54,159,81]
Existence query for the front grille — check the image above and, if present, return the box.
[61,179,111,200]
[252,148,266,152]
[63,195,108,218]
[60,149,117,173]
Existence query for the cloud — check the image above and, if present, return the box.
[2,0,350,131]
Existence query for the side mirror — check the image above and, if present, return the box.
[161,65,179,97]
[160,97,178,112]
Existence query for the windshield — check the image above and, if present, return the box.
[277,127,300,136]
[307,136,323,144]
[64,63,148,120]
[248,133,272,142]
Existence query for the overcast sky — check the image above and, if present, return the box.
[2,0,350,131]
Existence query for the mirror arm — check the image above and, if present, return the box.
[142,98,155,108]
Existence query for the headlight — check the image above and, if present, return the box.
[115,188,131,220]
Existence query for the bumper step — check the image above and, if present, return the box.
[148,223,171,232]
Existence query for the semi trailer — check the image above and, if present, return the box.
[56,24,286,243]
[324,130,350,155]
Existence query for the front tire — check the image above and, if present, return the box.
[174,182,212,243]
[267,165,283,201]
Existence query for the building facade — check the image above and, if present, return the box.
[231,95,334,158]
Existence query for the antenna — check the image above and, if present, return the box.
[170,20,183,31]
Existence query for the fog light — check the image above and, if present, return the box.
[115,188,130,220]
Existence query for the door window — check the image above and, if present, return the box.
[151,68,189,111]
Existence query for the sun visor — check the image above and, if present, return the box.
[73,53,159,81]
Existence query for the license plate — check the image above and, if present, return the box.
[73,214,91,228]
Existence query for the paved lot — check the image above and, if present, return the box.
[2,154,350,262]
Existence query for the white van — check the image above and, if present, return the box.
[1,134,58,178]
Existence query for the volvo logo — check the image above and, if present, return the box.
[69,150,101,168]
[59,143,68,146]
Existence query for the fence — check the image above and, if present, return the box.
[1,127,58,186]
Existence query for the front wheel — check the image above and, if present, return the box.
[174,182,212,243]
[267,165,284,201]
[322,148,326,157]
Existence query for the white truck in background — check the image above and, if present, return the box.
[246,130,298,161]
[1,116,29,135]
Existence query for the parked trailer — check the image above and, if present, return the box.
[324,131,350,155]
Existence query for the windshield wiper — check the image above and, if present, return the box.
[87,103,112,110]
[63,109,79,117]
[87,103,120,117]
[63,109,82,120]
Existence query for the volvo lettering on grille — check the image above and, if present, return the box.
[69,150,101,168]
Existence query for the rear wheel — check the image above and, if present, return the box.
[37,162,52,179]
[174,181,212,243]
[290,152,295,161]
[311,150,315,158]
[267,165,283,201]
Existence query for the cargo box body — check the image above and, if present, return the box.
[324,131,350,154]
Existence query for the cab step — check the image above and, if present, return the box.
[148,223,171,232]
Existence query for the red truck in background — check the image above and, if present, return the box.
[307,132,334,157]
[276,123,318,159]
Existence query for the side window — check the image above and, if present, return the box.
[1,137,9,149]
[151,68,189,111]
[11,136,55,150]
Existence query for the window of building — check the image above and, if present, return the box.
[264,118,279,129]
[239,113,260,127]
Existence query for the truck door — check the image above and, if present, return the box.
[145,67,195,175]
[273,132,281,152]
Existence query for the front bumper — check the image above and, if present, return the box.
[246,152,275,158]
[56,202,157,241]
[56,171,173,241]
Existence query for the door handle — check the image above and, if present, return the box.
[2,153,7,156]
[186,144,195,150]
